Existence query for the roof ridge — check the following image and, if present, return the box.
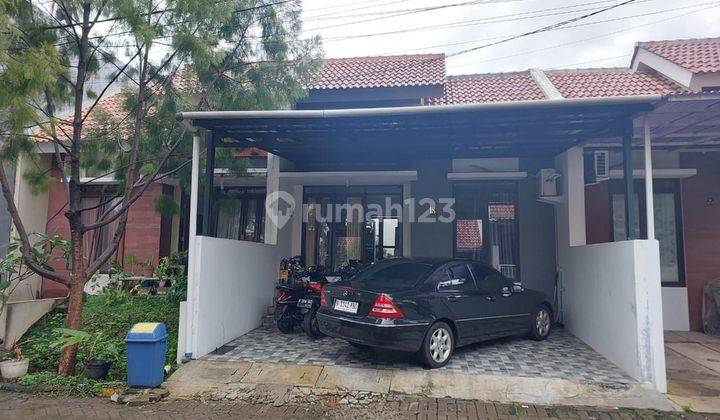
[637,36,720,47]
[544,67,630,73]
[323,53,444,62]
[447,71,532,79]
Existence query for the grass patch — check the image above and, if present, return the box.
[17,371,125,397]
[21,293,179,387]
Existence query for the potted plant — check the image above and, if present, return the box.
[51,329,119,380]
[0,341,30,379]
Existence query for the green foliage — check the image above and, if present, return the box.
[50,328,119,363]
[154,252,187,302]
[154,194,180,217]
[21,167,53,195]
[18,371,125,397]
[22,294,179,381]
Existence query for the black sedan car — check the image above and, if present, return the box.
[317,258,553,368]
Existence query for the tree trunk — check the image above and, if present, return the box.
[57,226,86,376]
[57,273,86,375]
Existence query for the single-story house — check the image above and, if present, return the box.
[12,37,720,392]
[174,37,720,394]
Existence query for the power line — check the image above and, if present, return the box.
[447,1,720,70]
[298,0,642,85]
[303,0,524,32]
[320,0,647,42]
[39,0,297,30]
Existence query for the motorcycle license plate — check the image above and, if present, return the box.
[297,298,313,309]
[279,269,289,280]
[333,299,359,314]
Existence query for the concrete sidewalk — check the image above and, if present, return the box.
[665,331,720,413]
[164,360,672,410]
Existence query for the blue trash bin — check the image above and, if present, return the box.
[125,322,168,387]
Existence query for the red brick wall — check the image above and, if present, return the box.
[41,175,167,298]
[585,182,612,244]
[680,152,720,331]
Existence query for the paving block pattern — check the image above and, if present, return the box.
[203,324,631,384]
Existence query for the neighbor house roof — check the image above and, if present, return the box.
[34,92,127,143]
[427,72,546,105]
[307,54,446,90]
[544,69,687,98]
[638,37,720,73]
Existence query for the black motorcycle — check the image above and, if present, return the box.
[274,256,308,334]
[297,260,366,339]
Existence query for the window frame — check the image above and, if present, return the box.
[434,263,478,293]
[608,179,686,287]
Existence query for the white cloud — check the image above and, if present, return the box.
[301,0,720,74]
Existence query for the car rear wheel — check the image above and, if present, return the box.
[303,308,325,339]
[418,321,454,368]
[529,305,552,341]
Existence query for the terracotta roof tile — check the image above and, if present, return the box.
[307,54,445,90]
[427,72,545,105]
[34,92,128,143]
[544,69,686,99]
[639,37,720,73]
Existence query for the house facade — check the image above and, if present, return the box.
[11,38,720,389]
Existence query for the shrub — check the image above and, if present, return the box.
[18,371,124,397]
[21,293,179,381]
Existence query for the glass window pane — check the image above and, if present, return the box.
[216,198,242,240]
[612,193,640,241]
[243,199,257,241]
[654,192,680,284]
[351,260,433,290]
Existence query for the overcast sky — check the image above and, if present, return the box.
[300,0,720,75]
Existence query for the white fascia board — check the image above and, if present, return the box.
[608,168,697,179]
[633,49,694,88]
[447,171,528,180]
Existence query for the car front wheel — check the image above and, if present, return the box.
[529,305,552,341]
[418,321,454,368]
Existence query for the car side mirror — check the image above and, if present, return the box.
[512,282,523,293]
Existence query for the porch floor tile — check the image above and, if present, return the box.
[202,324,632,384]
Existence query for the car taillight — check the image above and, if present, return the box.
[369,295,404,319]
[320,287,328,308]
[276,290,287,303]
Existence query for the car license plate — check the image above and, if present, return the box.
[333,299,359,314]
[297,298,313,309]
[279,269,288,280]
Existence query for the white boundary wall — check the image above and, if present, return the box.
[556,147,666,392]
[561,240,666,391]
[187,236,278,358]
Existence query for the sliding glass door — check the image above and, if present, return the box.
[303,186,403,270]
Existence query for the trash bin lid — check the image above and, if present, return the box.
[125,322,168,342]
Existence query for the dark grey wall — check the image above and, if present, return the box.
[518,158,557,300]
[410,159,454,258]
[407,158,558,300]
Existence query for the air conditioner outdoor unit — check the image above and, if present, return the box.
[537,168,561,200]
[593,150,610,180]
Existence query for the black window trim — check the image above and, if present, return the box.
[608,179,686,287]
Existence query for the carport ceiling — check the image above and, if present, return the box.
[179,95,659,162]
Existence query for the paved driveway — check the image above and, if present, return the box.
[203,323,630,384]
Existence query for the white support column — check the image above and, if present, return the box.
[644,117,655,240]
[183,133,201,359]
[264,153,280,245]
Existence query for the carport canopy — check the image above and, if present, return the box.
[178,95,661,163]
[177,94,671,241]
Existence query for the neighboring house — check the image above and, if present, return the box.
[12,37,720,355]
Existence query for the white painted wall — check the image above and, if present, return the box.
[661,287,690,331]
[555,148,666,392]
[561,240,666,392]
[189,236,278,358]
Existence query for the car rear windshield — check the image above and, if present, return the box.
[350,261,433,290]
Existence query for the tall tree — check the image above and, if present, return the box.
[0,0,321,374]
